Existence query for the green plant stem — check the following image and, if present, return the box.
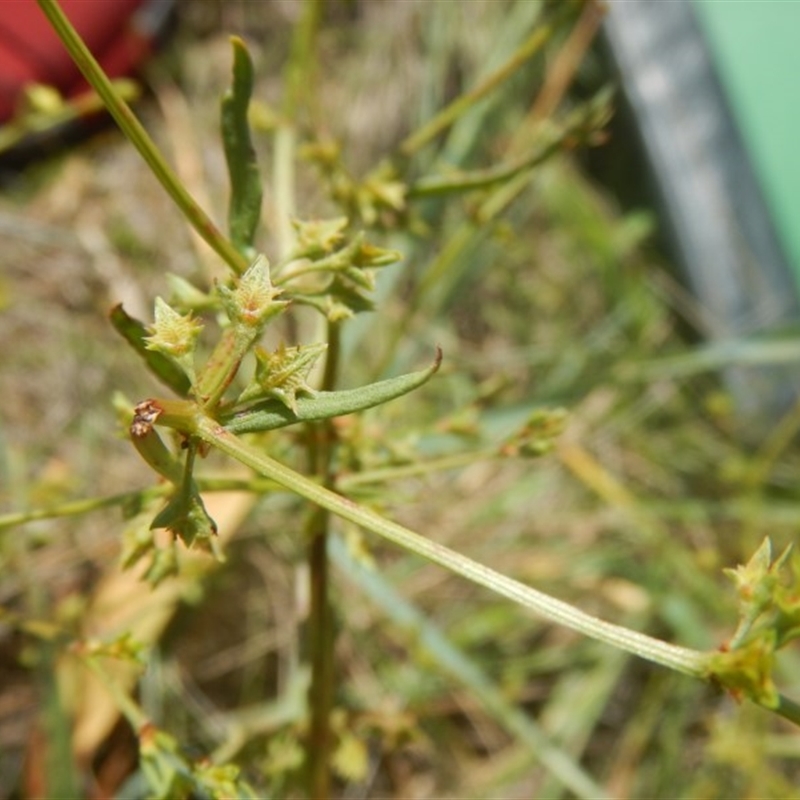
[282,0,322,120]
[0,451,492,532]
[0,453,487,531]
[196,329,249,411]
[0,489,159,530]
[82,656,150,732]
[41,640,80,798]
[338,448,500,488]
[306,321,341,800]
[0,477,286,532]
[153,403,708,678]
[305,504,334,799]
[273,125,296,260]
[406,90,609,199]
[775,694,800,727]
[407,139,562,198]
[37,0,249,276]
[0,78,139,153]
[273,0,322,261]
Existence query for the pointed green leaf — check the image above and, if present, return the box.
[223,348,442,433]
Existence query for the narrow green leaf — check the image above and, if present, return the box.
[221,348,442,433]
[109,304,191,396]
[221,36,263,254]
[150,444,218,549]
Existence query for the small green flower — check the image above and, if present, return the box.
[145,297,203,358]
[500,408,568,458]
[218,255,288,328]
[705,634,779,708]
[238,342,327,413]
[291,216,348,257]
[724,538,789,619]
[144,298,203,388]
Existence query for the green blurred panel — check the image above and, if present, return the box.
[694,0,800,285]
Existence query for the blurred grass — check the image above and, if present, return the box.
[2,1,800,798]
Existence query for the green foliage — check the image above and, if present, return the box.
[221,36,263,257]
[2,1,798,798]
[705,538,800,711]
[139,724,259,800]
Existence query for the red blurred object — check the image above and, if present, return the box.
[0,0,172,123]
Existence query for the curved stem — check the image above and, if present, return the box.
[166,409,709,678]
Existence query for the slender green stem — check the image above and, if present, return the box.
[282,0,323,119]
[273,0,322,261]
[0,488,160,530]
[159,407,708,678]
[0,78,139,152]
[338,448,499,488]
[305,502,334,799]
[37,0,249,275]
[306,321,341,800]
[320,322,341,394]
[0,444,485,534]
[41,640,80,799]
[0,477,285,533]
[277,7,330,793]
[775,694,800,727]
[398,23,554,157]
[273,124,296,260]
[407,136,563,198]
[196,329,247,411]
[82,656,150,732]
